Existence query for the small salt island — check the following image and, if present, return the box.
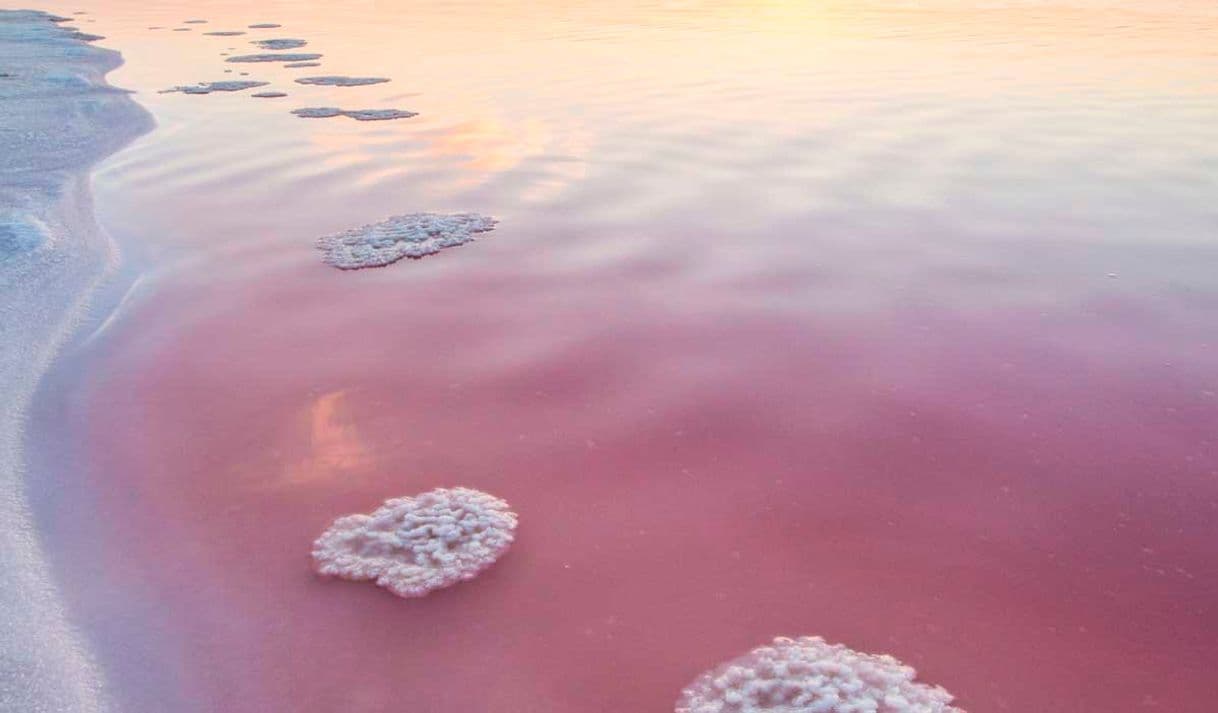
[312,487,517,599]
[315,212,495,268]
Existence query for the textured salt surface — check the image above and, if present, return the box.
[312,488,517,599]
[294,75,389,87]
[314,212,495,269]
[677,637,963,713]
[248,23,281,29]
[227,53,322,64]
[292,107,418,123]
[0,10,152,713]
[162,80,269,95]
[251,38,306,50]
[251,91,287,98]
[284,61,321,68]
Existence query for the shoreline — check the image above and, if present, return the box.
[0,10,152,712]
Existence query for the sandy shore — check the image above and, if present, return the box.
[0,10,151,712]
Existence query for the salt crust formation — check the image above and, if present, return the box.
[676,637,964,713]
[226,52,321,63]
[295,75,388,87]
[291,106,417,122]
[312,488,517,599]
[315,212,496,269]
[162,80,268,94]
[252,38,307,49]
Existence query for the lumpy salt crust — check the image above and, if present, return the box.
[315,211,496,269]
[312,487,517,598]
[677,636,964,713]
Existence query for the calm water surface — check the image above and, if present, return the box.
[26,1,1218,711]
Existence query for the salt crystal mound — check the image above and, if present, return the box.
[676,637,964,713]
[312,487,518,598]
[252,37,307,49]
[295,75,389,87]
[316,212,496,269]
[226,52,322,63]
[162,80,268,94]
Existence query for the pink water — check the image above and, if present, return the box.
[27,2,1218,711]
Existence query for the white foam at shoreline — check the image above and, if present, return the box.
[312,488,517,598]
[676,636,964,713]
[0,10,153,712]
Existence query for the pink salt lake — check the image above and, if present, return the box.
[25,1,1218,711]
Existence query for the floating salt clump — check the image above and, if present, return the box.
[312,487,517,599]
[315,212,495,269]
[227,52,321,63]
[295,75,389,87]
[248,23,281,29]
[203,31,245,36]
[252,91,287,98]
[677,636,964,713]
[161,80,269,95]
[291,106,417,122]
[251,38,306,49]
[284,61,321,68]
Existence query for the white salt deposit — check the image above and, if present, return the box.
[226,52,322,63]
[315,212,495,269]
[161,80,268,94]
[251,38,307,50]
[295,75,389,87]
[0,10,152,713]
[676,637,964,713]
[291,106,418,123]
[312,487,517,599]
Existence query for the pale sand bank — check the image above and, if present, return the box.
[0,9,151,712]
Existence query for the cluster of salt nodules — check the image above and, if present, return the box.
[312,487,517,599]
[251,38,307,50]
[292,107,417,122]
[316,212,496,269]
[676,636,964,713]
[295,75,388,87]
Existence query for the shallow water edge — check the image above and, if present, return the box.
[0,10,152,712]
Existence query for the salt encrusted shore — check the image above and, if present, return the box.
[0,10,152,712]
